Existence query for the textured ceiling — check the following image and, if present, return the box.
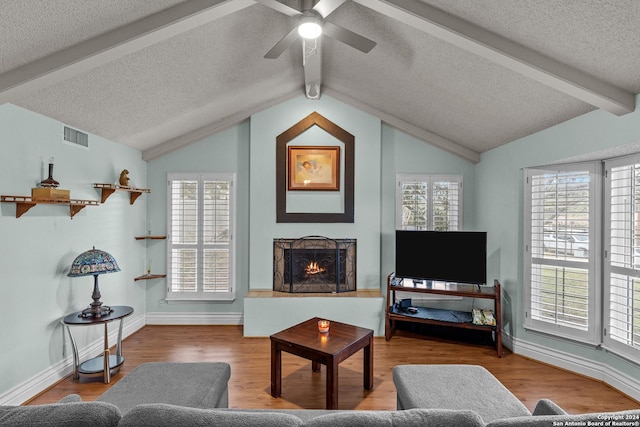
[2,0,639,163]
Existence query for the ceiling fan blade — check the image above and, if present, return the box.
[264,27,300,59]
[322,21,376,53]
[312,0,347,18]
[254,0,301,17]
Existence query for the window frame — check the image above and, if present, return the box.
[523,163,601,345]
[166,172,236,302]
[395,174,463,231]
[603,154,640,361]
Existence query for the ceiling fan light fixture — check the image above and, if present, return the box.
[298,16,322,39]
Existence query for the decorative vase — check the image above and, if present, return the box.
[40,158,60,188]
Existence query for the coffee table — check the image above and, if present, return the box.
[270,317,374,409]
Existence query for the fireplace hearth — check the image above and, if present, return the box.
[273,236,356,293]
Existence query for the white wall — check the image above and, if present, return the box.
[0,104,147,404]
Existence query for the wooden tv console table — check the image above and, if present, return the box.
[385,273,502,357]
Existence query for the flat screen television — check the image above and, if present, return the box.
[395,230,487,285]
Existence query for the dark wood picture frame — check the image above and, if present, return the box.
[276,112,354,223]
[288,146,340,191]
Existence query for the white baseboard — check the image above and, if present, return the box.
[145,312,244,325]
[0,315,145,406]
[506,331,640,402]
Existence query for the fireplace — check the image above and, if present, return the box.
[273,236,356,293]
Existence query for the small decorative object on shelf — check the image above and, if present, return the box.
[119,169,130,187]
[94,183,150,205]
[40,157,60,188]
[33,157,70,200]
[317,319,330,333]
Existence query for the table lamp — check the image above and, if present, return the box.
[68,247,120,318]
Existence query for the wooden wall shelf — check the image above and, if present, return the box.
[135,235,167,281]
[134,274,166,281]
[94,184,150,205]
[1,195,99,218]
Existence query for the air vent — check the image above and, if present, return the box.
[63,126,88,147]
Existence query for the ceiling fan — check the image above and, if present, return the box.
[256,0,377,59]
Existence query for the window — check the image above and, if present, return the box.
[523,164,600,344]
[604,156,640,360]
[167,173,236,301]
[396,174,462,231]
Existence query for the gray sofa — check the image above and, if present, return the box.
[1,362,638,426]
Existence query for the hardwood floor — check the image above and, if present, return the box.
[27,325,639,413]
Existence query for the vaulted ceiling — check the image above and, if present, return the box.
[2,0,640,163]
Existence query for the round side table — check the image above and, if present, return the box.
[62,305,133,383]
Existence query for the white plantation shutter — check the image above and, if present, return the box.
[170,179,198,293]
[397,174,462,231]
[524,164,600,343]
[433,179,461,231]
[167,173,235,300]
[203,180,230,292]
[604,156,640,359]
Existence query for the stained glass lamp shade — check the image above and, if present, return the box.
[68,247,120,318]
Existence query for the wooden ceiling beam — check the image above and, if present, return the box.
[357,0,635,116]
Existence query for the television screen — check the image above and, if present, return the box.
[395,230,487,285]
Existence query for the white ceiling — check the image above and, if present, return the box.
[2,0,640,163]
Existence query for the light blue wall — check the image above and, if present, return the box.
[380,125,478,283]
[249,95,382,291]
[244,96,479,336]
[0,104,147,402]
[7,88,640,402]
[475,95,640,383]
[145,122,250,314]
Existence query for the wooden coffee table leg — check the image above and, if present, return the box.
[312,360,321,372]
[364,335,373,390]
[270,340,281,397]
[326,358,339,409]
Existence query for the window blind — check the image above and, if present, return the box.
[397,174,462,231]
[606,162,640,353]
[524,165,598,343]
[167,174,235,300]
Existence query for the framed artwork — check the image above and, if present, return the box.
[288,146,340,191]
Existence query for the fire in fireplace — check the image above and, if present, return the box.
[273,236,356,293]
[305,261,325,276]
